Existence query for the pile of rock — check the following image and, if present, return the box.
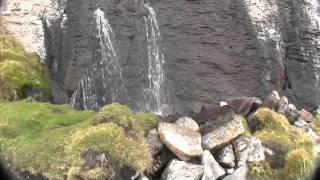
[140,91,320,180]
[144,108,264,179]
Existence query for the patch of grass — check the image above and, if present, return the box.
[0,102,154,179]
[311,114,320,135]
[249,108,317,180]
[0,35,48,100]
[96,103,159,136]
[237,115,252,137]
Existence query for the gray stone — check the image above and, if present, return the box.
[233,137,250,167]
[201,150,225,180]
[234,137,265,165]
[161,159,203,180]
[158,123,203,161]
[226,168,234,175]
[138,175,149,180]
[247,137,265,162]
[264,91,280,109]
[222,165,248,180]
[217,145,236,168]
[175,117,200,132]
[146,129,164,156]
[277,96,289,114]
[202,116,244,150]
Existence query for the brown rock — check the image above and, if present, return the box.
[227,97,262,116]
[298,109,313,123]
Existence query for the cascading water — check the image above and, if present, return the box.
[71,7,124,110]
[142,2,167,115]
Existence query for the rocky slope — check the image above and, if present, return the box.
[1,0,320,114]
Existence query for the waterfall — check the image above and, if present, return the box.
[71,8,123,110]
[142,2,166,115]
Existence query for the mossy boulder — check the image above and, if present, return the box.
[0,35,48,100]
[248,108,317,180]
[0,102,155,179]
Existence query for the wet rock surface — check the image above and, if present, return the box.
[3,0,320,113]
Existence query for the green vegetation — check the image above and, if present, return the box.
[248,108,317,180]
[237,115,252,137]
[0,101,155,179]
[311,114,320,135]
[0,35,48,100]
[96,103,160,136]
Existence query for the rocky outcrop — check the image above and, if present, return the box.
[2,0,320,113]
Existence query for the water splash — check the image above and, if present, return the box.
[142,2,166,115]
[71,8,123,110]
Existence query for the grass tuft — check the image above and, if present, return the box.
[248,108,317,180]
[0,102,154,179]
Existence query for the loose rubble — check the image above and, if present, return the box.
[143,90,319,180]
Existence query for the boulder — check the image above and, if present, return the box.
[158,123,203,161]
[247,137,265,162]
[146,129,164,156]
[227,97,262,116]
[217,144,236,168]
[277,96,288,114]
[222,165,248,180]
[234,137,265,166]
[175,117,200,132]
[161,159,203,180]
[298,109,313,123]
[201,150,225,180]
[285,104,300,123]
[201,116,244,150]
[263,91,280,109]
[193,106,235,124]
[226,168,234,175]
[233,137,250,166]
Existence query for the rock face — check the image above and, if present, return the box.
[158,123,203,161]
[2,0,320,113]
[161,159,204,180]
[201,150,226,180]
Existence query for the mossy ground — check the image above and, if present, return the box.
[248,108,317,180]
[0,101,156,179]
[0,34,48,100]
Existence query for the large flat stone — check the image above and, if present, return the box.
[158,122,203,161]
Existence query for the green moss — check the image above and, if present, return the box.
[96,103,160,136]
[249,108,317,180]
[136,112,160,135]
[237,115,252,137]
[286,148,316,180]
[254,108,290,132]
[0,102,155,179]
[0,35,48,100]
[311,114,320,135]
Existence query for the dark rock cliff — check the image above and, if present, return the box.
[25,0,320,113]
